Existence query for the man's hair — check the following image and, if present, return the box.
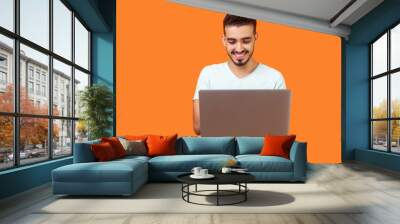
[223,14,257,34]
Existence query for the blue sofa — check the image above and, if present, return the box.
[52,137,307,196]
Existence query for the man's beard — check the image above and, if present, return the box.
[228,50,253,67]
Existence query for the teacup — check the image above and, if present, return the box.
[199,169,208,176]
[221,167,232,173]
[191,167,202,176]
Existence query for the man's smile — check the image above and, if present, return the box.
[233,51,247,60]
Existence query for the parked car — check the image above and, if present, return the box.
[8,150,32,160]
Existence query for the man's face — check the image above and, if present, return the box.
[222,24,257,67]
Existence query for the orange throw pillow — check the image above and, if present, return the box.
[146,134,178,157]
[101,137,127,158]
[124,135,148,141]
[260,135,296,159]
[91,142,117,161]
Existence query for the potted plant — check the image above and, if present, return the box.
[79,84,113,140]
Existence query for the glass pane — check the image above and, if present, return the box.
[391,120,400,153]
[74,17,89,70]
[372,121,388,151]
[74,69,89,118]
[0,0,14,31]
[372,33,387,76]
[0,34,14,112]
[20,117,49,165]
[53,59,72,117]
[392,72,400,118]
[53,0,72,60]
[20,0,49,49]
[391,24,400,70]
[20,44,49,115]
[75,120,88,143]
[0,116,13,170]
[53,119,72,157]
[372,76,387,119]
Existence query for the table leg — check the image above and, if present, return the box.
[245,183,247,201]
[187,184,190,202]
[217,184,219,206]
[195,184,197,192]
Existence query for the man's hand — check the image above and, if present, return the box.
[193,100,201,135]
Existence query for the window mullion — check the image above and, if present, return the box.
[13,0,20,167]
[71,10,76,155]
[49,0,54,160]
[388,30,391,152]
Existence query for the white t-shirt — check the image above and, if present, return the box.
[193,62,286,100]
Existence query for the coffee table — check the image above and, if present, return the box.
[177,172,255,206]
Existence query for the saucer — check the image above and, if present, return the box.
[190,174,215,179]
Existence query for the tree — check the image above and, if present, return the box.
[0,84,59,151]
[79,84,113,140]
[0,85,14,149]
[372,99,400,143]
[372,100,387,139]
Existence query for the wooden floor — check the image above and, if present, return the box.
[1,162,400,224]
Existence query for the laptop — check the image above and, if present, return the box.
[199,90,291,136]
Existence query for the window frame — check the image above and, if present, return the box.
[0,0,92,171]
[370,21,400,154]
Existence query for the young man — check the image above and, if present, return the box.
[192,14,286,135]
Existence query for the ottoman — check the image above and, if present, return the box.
[52,158,148,196]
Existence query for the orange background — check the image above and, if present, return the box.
[116,1,341,163]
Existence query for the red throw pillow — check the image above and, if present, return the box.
[91,142,117,161]
[146,134,178,157]
[260,135,296,159]
[101,137,127,158]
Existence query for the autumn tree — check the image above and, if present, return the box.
[0,84,59,152]
[373,99,400,143]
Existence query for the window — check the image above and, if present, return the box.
[0,0,14,32]
[75,18,89,70]
[371,23,400,154]
[0,34,13,113]
[0,71,6,85]
[53,119,72,158]
[0,116,13,170]
[35,83,40,95]
[35,70,40,81]
[53,59,72,117]
[42,85,46,97]
[0,55,7,67]
[41,73,46,83]
[20,0,49,49]
[28,81,34,94]
[74,69,89,118]
[0,0,91,170]
[53,0,72,60]
[28,67,34,80]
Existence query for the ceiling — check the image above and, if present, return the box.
[169,0,384,38]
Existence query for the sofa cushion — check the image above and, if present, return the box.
[177,137,235,155]
[101,137,127,158]
[119,138,147,156]
[91,142,118,161]
[236,155,293,172]
[235,137,264,155]
[115,155,150,163]
[260,135,296,159]
[147,134,178,157]
[148,154,235,172]
[53,159,147,183]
